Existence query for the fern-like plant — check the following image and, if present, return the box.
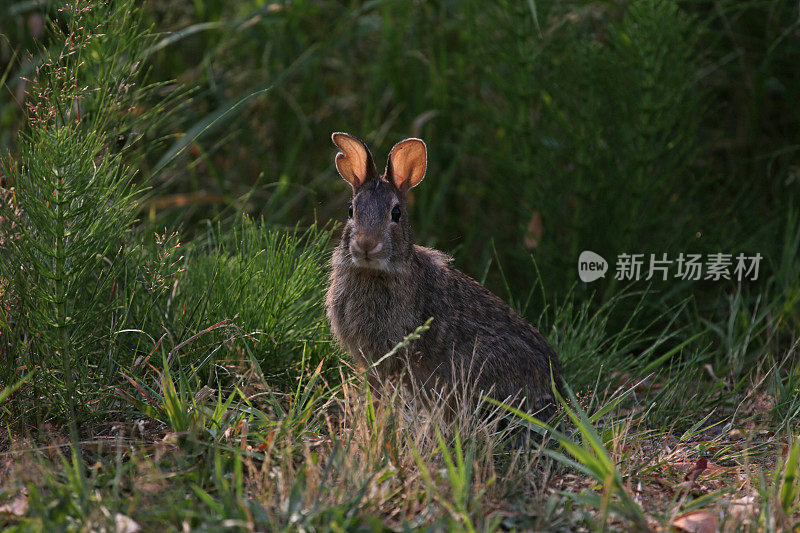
[0,0,163,433]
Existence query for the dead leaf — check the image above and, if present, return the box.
[727,495,757,526]
[524,211,543,249]
[684,458,708,482]
[703,364,720,381]
[680,458,708,492]
[672,509,718,533]
[115,513,141,533]
[0,488,28,517]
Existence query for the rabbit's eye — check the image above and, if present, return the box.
[391,205,401,223]
[348,204,353,218]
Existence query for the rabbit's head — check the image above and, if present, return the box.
[332,132,427,273]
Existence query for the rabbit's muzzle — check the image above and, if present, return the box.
[349,233,390,270]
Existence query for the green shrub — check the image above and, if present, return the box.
[122,218,334,386]
[0,1,161,429]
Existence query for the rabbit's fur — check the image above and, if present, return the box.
[326,132,561,417]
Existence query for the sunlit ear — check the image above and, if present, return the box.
[387,138,427,193]
[332,132,376,190]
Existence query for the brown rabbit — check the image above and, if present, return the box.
[325,132,561,417]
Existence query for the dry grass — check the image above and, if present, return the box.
[2,356,797,531]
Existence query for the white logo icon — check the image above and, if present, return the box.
[578,250,608,282]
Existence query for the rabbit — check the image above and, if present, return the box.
[325,132,562,418]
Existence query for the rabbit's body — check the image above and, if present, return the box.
[325,133,561,415]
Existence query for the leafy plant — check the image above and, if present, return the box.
[0,0,166,431]
[121,217,333,386]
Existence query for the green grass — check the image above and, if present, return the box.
[1,0,800,530]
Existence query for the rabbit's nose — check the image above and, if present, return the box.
[353,236,383,258]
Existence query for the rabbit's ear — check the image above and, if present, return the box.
[332,132,376,190]
[387,138,427,194]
